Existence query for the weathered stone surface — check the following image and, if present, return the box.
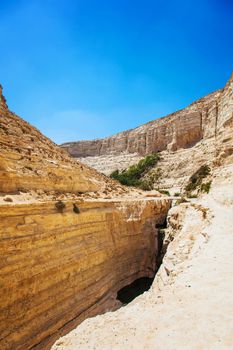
[0,85,8,111]
[61,89,222,158]
[0,198,170,350]
[155,72,233,191]
[0,86,171,350]
[79,152,143,176]
[1,72,232,350]
[0,92,110,194]
[51,181,233,350]
[62,73,233,192]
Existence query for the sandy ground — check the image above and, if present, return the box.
[52,185,233,350]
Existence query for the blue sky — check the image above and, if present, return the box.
[0,0,232,144]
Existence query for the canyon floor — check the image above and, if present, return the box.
[52,183,233,350]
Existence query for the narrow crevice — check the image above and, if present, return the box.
[156,218,168,269]
[117,277,154,304]
[117,216,169,305]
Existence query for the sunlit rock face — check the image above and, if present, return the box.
[61,74,233,191]
[0,198,170,350]
[52,79,233,350]
[0,88,110,194]
[61,89,222,158]
[0,87,171,350]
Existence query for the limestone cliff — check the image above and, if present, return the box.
[0,198,170,350]
[61,89,222,157]
[61,73,233,190]
[0,87,171,350]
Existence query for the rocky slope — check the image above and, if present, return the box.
[0,87,171,350]
[0,85,106,194]
[79,152,143,176]
[62,73,233,191]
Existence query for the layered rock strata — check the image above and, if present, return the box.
[61,89,222,157]
[0,198,170,350]
[62,73,233,191]
[51,183,233,350]
[0,87,110,194]
[154,72,233,191]
[0,87,171,350]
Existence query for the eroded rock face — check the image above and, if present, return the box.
[79,152,143,176]
[61,89,222,158]
[0,198,170,350]
[0,87,171,350]
[0,85,7,111]
[0,93,110,194]
[155,73,233,191]
[51,188,233,350]
[61,74,233,191]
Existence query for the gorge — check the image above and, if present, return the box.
[0,86,170,350]
[0,72,233,350]
[62,74,233,193]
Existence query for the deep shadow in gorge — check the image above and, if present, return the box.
[117,217,168,305]
[117,277,154,304]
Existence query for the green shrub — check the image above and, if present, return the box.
[201,181,212,194]
[139,180,153,191]
[148,168,162,183]
[158,189,170,196]
[55,200,66,212]
[174,192,180,197]
[185,165,211,193]
[110,153,160,189]
[73,203,80,214]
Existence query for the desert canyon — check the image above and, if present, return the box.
[0,73,233,350]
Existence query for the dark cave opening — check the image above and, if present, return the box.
[117,217,168,305]
[117,277,154,304]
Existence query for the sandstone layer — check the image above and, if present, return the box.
[52,73,233,350]
[0,198,170,350]
[0,86,109,194]
[52,178,233,350]
[61,88,222,157]
[0,86,171,350]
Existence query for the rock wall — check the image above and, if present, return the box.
[0,85,171,350]
[50,179,233,350]
[154,72,233,191]
[0,198,170,350]
[215,72,233,163]
[61,89,222,157]
[61,74,233,191]
[1,73,231,350]
[0,91,109,194]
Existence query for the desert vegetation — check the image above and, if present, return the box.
[185,165,211,195]
[110,153,160,190]
[55,200,66,212]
